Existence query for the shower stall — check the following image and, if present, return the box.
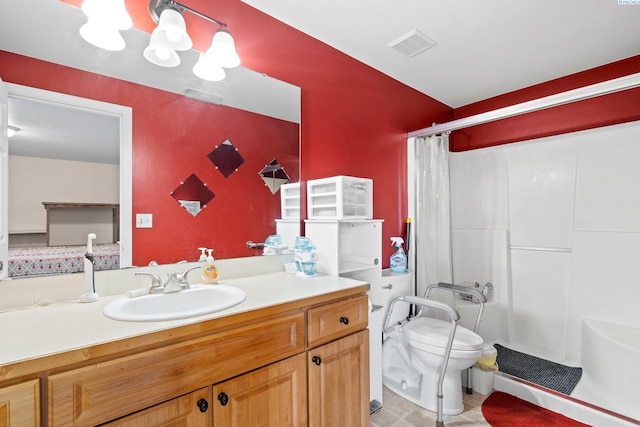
[408,76,640,425]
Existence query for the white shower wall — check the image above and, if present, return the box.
[449,120,640,365]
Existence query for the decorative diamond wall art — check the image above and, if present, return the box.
[259,158,290,194]
[207,139,245,178]
[170,173,215,217]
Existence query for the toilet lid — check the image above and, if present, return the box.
[403,317,483,351]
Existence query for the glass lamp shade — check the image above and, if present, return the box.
[81,0,132,30]
[206,29,241,68]
[153,8,192,51]
[144,32,181,67]
[80,19,126,51]
[193,53,226,81]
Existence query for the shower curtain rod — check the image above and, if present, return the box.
[408,72,640,139]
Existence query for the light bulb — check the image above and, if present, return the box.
[155,47,170,61]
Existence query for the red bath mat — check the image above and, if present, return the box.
[482,391,590,426]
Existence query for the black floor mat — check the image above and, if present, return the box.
[494,343,582,395]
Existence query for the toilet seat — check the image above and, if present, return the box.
[403,317,482,356]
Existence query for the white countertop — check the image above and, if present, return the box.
[0,272,367,367]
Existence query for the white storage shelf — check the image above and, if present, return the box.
[305,219,382,276]
[280,182,301,219]
[307,176,373,220]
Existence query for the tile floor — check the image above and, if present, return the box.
[370,386,492,427]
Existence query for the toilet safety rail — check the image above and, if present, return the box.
[424,282,487,334]
[425,282,488,397]
[382,295,460,427]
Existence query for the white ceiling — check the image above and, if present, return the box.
[243,0,640,108]
[7,96,120,165]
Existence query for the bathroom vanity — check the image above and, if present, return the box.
[0,271,370,426]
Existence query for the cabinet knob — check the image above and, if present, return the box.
[197,398,209,413]
[382,284,393,290]
[339,316,349,325]
[312,355,322,366]
[218,392,229,406]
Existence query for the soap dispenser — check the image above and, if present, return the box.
[201,249,219,284]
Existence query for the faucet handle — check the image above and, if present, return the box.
[181,266,201,282]
[165,266,200,291]
[135,272,163,290]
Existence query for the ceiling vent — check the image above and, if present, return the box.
[184,88,224,104]
[388,29,436,57]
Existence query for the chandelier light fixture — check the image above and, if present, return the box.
[146,0,241,81]
[78,0,241,81]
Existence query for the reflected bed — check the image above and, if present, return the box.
[8,243,120,277]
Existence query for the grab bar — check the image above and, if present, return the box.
[246,241,265,249]
[425,282,486,334]
[425,282,487,397]
[382,295,459,427]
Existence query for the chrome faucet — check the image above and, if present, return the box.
[135,272,163,293]
[135,266,200,294]
[163,266,200,293]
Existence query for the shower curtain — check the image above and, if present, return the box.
[413,133,454,301]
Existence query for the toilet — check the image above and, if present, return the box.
[382,316,483,415]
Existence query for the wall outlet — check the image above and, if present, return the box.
[136,213,153,228]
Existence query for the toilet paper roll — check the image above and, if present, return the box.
[341,255,379,266]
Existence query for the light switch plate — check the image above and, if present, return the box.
[136,213,153,228]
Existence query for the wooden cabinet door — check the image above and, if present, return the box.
[0,379,40,427]
[308,330,370,427]
[102,387,210,427]
[212,354,307,427]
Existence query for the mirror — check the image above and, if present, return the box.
[1,0,300,277]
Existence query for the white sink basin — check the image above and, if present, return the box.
[103,285,247,322]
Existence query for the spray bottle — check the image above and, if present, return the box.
[390,237,407,273]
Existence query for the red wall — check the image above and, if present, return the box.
[3,0,452,266]
[451,55,640,151]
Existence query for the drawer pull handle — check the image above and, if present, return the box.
[312,355,322,366]
[382,284,393,290]
[197,398,209,412]
[218,392,229,406]
[340,316,349,325]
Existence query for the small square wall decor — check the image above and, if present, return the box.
[208,139,245,178]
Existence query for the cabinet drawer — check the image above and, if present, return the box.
[48,313,304,426]
[307,295,368,348]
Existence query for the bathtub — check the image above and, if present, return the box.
[571,319,640,423]
[456,297,640,426]
[492,319,640,427]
